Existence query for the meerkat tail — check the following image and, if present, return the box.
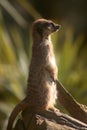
[7,98,28,130]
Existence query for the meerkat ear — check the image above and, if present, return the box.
[37,27,43,36]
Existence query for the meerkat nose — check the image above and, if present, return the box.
[54,24,61,32]
[55,24,61,30]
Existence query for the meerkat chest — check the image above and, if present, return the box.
[49,54,56,67]
[47,43,57,68]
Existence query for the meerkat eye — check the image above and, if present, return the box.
[50,23,54,27]
[47,22,54,30]
[49,23,54,27]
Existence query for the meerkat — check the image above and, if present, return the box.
[7,19,61,130]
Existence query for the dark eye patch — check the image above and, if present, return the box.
[49,22,54,27]
[44,22,54,28]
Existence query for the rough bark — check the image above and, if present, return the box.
[56,80,87,124]
[12,80,87,130]
[14,109,87,130]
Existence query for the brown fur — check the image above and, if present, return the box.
[7,19,61,130]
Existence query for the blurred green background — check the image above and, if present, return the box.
[0,0,87,129]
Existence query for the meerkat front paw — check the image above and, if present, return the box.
[49,107,60,113]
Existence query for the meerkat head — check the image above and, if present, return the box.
[32,19,61,38]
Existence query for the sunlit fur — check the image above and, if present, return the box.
[7,19,61,130]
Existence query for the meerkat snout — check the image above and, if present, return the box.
[53,24,61,32]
